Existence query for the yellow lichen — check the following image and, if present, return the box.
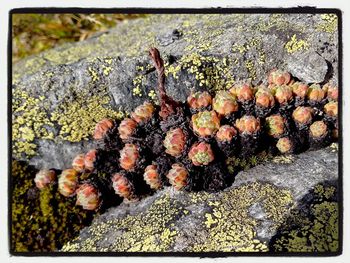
[317,14,338,34]
[285,34,310,54]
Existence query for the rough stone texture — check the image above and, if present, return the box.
[12,13,339,170]
[61,146,339,252]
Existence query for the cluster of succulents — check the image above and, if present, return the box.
[33,50,338,213]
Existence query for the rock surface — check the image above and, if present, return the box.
[61,146,339,253]
[12,13,339,169]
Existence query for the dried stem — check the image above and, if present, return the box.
[149,47,179,120]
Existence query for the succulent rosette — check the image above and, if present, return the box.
[291,82,309,99]
[118,118,137,140]
[112,172,134,199]
[93,118,114,140]
[166,163,188,190]
[324,101,338,118]
[187,91,212,110]
[212,90,239,116]
[163,127,186,157]
[72,154,85,173]
[191,110,220,137]
[58,169,79,197]
[274,85,293,105]
[268,69,292,85]
[292,106,313,127]
[322,83,338,101]
[143,164,162,190]
[188,142,215,166]
[276,137,293,154]
[34,169,56,189]
[265,114,286,138]
[216,125,237,142]
[310,120,328,139]
[255,87,275,108]
[235,115,261,135]
[84,149,97,172]
[76,183,100,210]
[119,143,139,171]
[235,83,254,102]
[307,84,326,105]
[131,101,155,123]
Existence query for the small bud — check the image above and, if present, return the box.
[143,164,162,190]
[216,125,237,142]
[58,169,79,197]
[188,142,215,166]
[163,127,186,157]
[112,172,134,199]
[235,115,261,134]
[131,101,155,123]
[76,183,100,210]
[310,121,328,138]
[268,69,292,85]
[34,169,56,189]
[187,91,212,109]
[274,85,293,104]
[276,137,293,154]
[292,106,313,125]
[324,101,338,117]
[307,84,325,102]
[212,90,239,116]
[191,110,220,137]
[166,163,188,190]
[93,119,114,140]
[118,118,137,140]
[265,114,286,138]
[84,149,97,172]
[72,154,85,173]
[119,144,139,171]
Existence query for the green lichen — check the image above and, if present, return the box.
[11,160,94,252]
[226,151,272,174]
[12,89,55,158]
[50,94,120,142]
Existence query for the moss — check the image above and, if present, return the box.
[271,184,339,252]
[12,89,55,158]
[284,34,310,54]
[11,160,94,252]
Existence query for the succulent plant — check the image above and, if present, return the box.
[235,83,254,102]
[75,183,100,210]
[72,154,85,173]
[119,143,139,171]
[291,82,309,98]
[118,118,137,140]
[84,149,97,172]
[255,87,275,108]
[188,142,215,166]
[58,169,79,197]
[216,125,237,142]
[34,169,56,189]
[307,84,325,103]
[187,91,212,110]
[212,90,239,116]
[268,69,292,85]
[111,172,134,199]
[276,137,293,154]
[323,83,338,101]
[191,110,220,137]
[324,101,338,118]
[163,127,186,157]
[235,115,261,135]
[274,85,293,105]
[131,101,155,123]
[93,118,114,140]
[166,163,188,190]
[143,164,162,190]
[292,106,313,126]
[265,114,286,138]
[310,120,328,139]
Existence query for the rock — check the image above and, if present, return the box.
[12,13,339,169]
[61,146,339,252]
